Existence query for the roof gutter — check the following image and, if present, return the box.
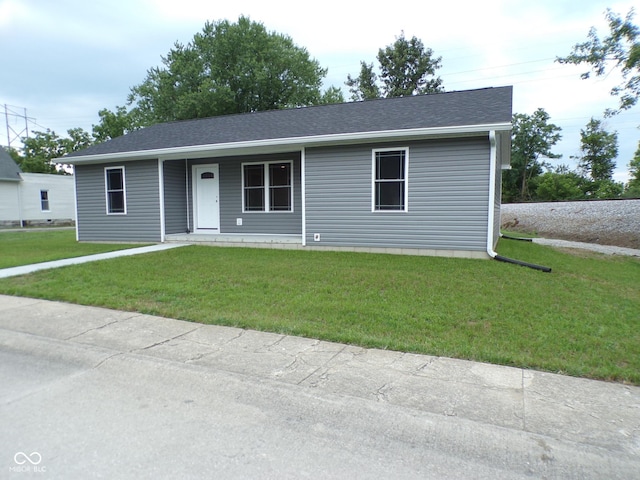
[62,122,512,165]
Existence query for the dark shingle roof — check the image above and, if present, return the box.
[67,86,512,159]
[0,146,22,181]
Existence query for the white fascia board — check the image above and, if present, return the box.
[63,122,512,165]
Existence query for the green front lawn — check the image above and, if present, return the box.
[0,230,146,269]
[0,234,638,383]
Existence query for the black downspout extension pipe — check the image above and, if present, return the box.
[495,235,553,273]
[494,254,552,273]
[500,234,533,242]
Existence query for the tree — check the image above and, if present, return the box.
[318,86,345,105]
[92,106,143,142]
[557,8,640,115]
[592,179,624,198]
[65,127,94,153]
[5,146,22,164]
[624,141,640,196]
[535,170,584,201]
[346,33,443,101]
[19,130,69,174]
[576,118,618,181]
[129,16,336,123]
[16,128,92,174]
[346,62,380,101]
[502,109,562,202]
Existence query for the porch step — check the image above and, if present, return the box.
[165,233,303,247]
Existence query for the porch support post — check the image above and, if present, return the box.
[301,147,306,247]
[158,158,166,242]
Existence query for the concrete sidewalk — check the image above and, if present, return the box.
[0,294,638,478]
[0,243,188,279]
[533,238,640,257]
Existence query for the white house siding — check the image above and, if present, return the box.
[304,137,491,253]
[0,181,20,223]
[19,173,75,223]
[0,174,75,226]
[75,160,162,242]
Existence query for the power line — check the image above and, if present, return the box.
[2,104,34,148]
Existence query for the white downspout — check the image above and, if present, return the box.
[73,170,79,241]
[486,131,498,258]
[486,131,552,272]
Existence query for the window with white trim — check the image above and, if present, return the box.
[105,166,126,214]
[372,148,408,211]
[242,161,292,212]
[40,190,50,211]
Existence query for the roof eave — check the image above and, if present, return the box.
[63,123,512,165]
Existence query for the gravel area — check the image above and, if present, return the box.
[501,199,640,250]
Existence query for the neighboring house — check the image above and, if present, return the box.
[65,86,512,258]
[0,146,75,227]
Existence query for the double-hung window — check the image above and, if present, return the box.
[243,161,292,212]
[105,166,126,214]
[373,148,408,211]
[40,190,50,212]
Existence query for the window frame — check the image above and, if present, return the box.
[104,166,127,215]
[40,189,50,212]
[371,147,409,212]
[241,160,294,213]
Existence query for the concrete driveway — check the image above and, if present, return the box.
[1,295,639,479]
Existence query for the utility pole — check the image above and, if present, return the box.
[3,104,31,148]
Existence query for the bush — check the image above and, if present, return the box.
[535,172,584,201]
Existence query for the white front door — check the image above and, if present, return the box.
[193,164,220,232]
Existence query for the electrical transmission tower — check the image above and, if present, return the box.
[3,104,33,148]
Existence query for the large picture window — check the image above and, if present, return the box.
[243,161,292,212]
[105,166,126,214]
[373,148,408,211]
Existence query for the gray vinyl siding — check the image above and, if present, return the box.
[163,160,188,234]
[305,138,491,251]
[188,153,302,234]
[75,160,162,242]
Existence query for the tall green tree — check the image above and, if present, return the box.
[346,33,443,101]
[557,8,640,115]
[346,62,380,101]
[92,106,143,142]
[5,146,22,164]
[19,130,70,174]
[502,109,562,203]
[129,16,337,123]
[16,128,92,173]
[535,169,584,201]
[576,118,618,181]
[625,141,640,196]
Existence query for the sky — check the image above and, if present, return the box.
[1,0,639,182]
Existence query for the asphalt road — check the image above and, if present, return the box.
[1,296,638,479]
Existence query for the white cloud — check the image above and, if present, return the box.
[1,0,638,181]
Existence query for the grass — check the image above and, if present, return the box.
[0,230,146,269]
[0,232,638,384]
